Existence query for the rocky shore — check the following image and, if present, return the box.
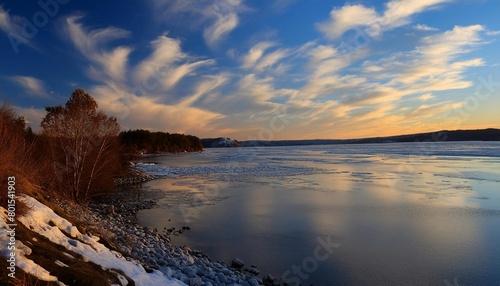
[55,167,277,286]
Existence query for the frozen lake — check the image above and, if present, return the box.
[137,142,500,285]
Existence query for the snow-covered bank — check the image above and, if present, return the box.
[0,208,58,282]
[1,195,185,285]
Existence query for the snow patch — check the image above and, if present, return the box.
[55,260,69,267]
[10,195,185,286]
[0,208,58,282]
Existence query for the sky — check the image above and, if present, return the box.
[1,0,499,140]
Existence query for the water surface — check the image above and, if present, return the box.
[138,142,500,285]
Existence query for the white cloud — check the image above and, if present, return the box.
[254,49,288,72]
[318,4,378,39]
[395,25,485,87]
[360,25,485,93]
[404,101,460,119]
[91,83,224,136]
[242,42,275,69]
[8,76,50,98]
[65,15,132,82]
[133,36,185,84]
[61,15,229,136]
[150,0,247,48]
[418,93,435,101]
[7,1,493,140]
[0,5,18,35]
[203,6,239,48]
[318,0,449,39]
[0,5,37,51]
[288,24,488,138]
[414,24,438,31]
[271,0,298,12]
[134,35,215,91]
[179,74,229,107]
[241,42,289,73]
[298,43,370,100]
[13,106,46,130]
[381,0,449,29]
[486,30,500,36]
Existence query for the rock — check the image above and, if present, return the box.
[263,274,274,284]
[180,276,190,285]
[184,267,196,278]
[221,268,232,275]
[162,267,174,278]
[231,258,245,269]
[206,270,216,280]
[183,246,192,254]
[217,272,228,283]
[186,255,195,265]
[167,258,179,268]
[245,266,260,275]
[107,204,115,214]
[240,281,250,286]
[247,278,260,286]
[144,226,154,234]
[189,277,203,286]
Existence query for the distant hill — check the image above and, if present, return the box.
[202,128,500,148]
[201,137,241,148]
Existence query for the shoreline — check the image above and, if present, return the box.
[68,165,276,286]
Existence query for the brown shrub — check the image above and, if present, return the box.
[0,103,37,216]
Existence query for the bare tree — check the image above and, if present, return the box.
[41,89,120,202]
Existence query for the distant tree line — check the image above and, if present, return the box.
[120,130,203,154]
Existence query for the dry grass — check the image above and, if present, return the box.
[0,103,38,217]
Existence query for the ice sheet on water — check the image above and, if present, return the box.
[434,171,500,182]
[134,161,324,180]
[322,142,500,157]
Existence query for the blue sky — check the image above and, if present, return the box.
[1,0,499,139]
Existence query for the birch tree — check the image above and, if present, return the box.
[41,89,120,202]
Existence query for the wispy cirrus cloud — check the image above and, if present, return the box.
[178,74,229,107]
[8,76,50,98]
[297,43,370,100]
[392,25,485,88]
[65,15,132,82]
[90,83,223,134]
[63,15,227,136]
[149,0,248,49]
[241,41,289,73]
[134,35,215,92]
[0,5,20,35]
[203,2,239,48]
[43,1,495,139]
[418,93,435,101]
[414,24,438,31]
[276,23,489,139]
[0,5,38,51]
[242,42,275,69]
[318,0,450,39]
